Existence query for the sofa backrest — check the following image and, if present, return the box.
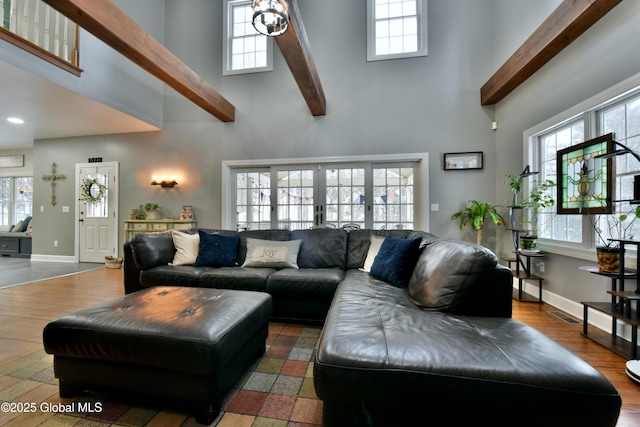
[129,228,473,283]
[291,228,348,269]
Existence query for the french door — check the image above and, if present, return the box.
[233,162,416,231]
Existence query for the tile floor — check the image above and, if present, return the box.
[218,323,323,427]
[0,322,324,426]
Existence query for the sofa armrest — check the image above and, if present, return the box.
[123,241,143,294]
[459,264,513,318]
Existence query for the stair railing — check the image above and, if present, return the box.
[1,0,79,68]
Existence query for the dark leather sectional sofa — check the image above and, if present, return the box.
[123,227,621,426]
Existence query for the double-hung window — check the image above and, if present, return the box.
[367,0,428,61]
[528,76,640,258]
[0,176,33,229]
[223,0,273,75]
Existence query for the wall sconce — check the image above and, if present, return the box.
[151,175,178,188]
[252,0,289,36]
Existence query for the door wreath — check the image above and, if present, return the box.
[80,177,107,203]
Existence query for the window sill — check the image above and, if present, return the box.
[538,240,638,266]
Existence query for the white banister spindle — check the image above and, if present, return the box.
[21,0,28,39]
[10,0,17,33]
[33,0,39,46]
[62,17,69,61]
[43,3,50,51]
[53,9,60,56]
[0,2,5,29]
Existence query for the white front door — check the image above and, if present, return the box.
[77,163,119,263]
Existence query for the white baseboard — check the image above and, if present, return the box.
[30,254,78,263]
[514,280,634,342]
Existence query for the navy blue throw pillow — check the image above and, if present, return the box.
[369,237,421,288]
[17,216,32,232]
[194,231,239,267]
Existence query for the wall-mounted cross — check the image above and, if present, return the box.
[42,163,66,206]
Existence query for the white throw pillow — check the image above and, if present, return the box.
[242,238,301,269]
[170,230,200,266]
[363,235,386,272]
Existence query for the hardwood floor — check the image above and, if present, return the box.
[0,267,639,425]
[0,267,122,361]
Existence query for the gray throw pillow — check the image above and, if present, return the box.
[242,238,301,269]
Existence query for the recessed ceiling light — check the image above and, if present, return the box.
[7,117,24,124]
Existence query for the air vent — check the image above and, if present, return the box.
[548,311,580,324]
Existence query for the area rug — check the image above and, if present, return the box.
[0,323,324,426]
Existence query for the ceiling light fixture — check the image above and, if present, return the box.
[252,0,289,36]
[7,117,24,124]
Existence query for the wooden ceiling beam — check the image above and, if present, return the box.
[480,0,623,106]
[275,0,326,116]
[42,0,235,122]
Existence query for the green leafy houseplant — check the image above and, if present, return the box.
[590,198,640,248]
[451,200,506,245]
[505,172,555,251]
[505,173,555,234]
[585,196,640,272]
[137,203,160,220]
[520,178,555,236]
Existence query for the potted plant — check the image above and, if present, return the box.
[589,198,640,272]
[138,203,160,220]
[451,200,506,246]
[505,172,555,251]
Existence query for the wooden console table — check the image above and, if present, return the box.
[124,219,196,241]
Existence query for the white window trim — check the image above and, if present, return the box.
[222,0,274,76]
[222,153,430,231]
[366,0,428,62]
[524,71,640,262]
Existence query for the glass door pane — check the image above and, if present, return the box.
[235,170,271,230]
[373,166,414,230]
[275,168,315,230]
[325,167,366,229]
[83,173,109,218]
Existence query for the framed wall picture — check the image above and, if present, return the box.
[443,152,483,170]
[0,155,24,168]
[556,133,614,215]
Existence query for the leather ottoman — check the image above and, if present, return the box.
[43,286,272,424]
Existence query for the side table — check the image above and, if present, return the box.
[504,250,545,303]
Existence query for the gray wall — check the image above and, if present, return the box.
[31,0,514,257]
[494,0,640,305]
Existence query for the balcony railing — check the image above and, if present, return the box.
[1,0,80,74]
